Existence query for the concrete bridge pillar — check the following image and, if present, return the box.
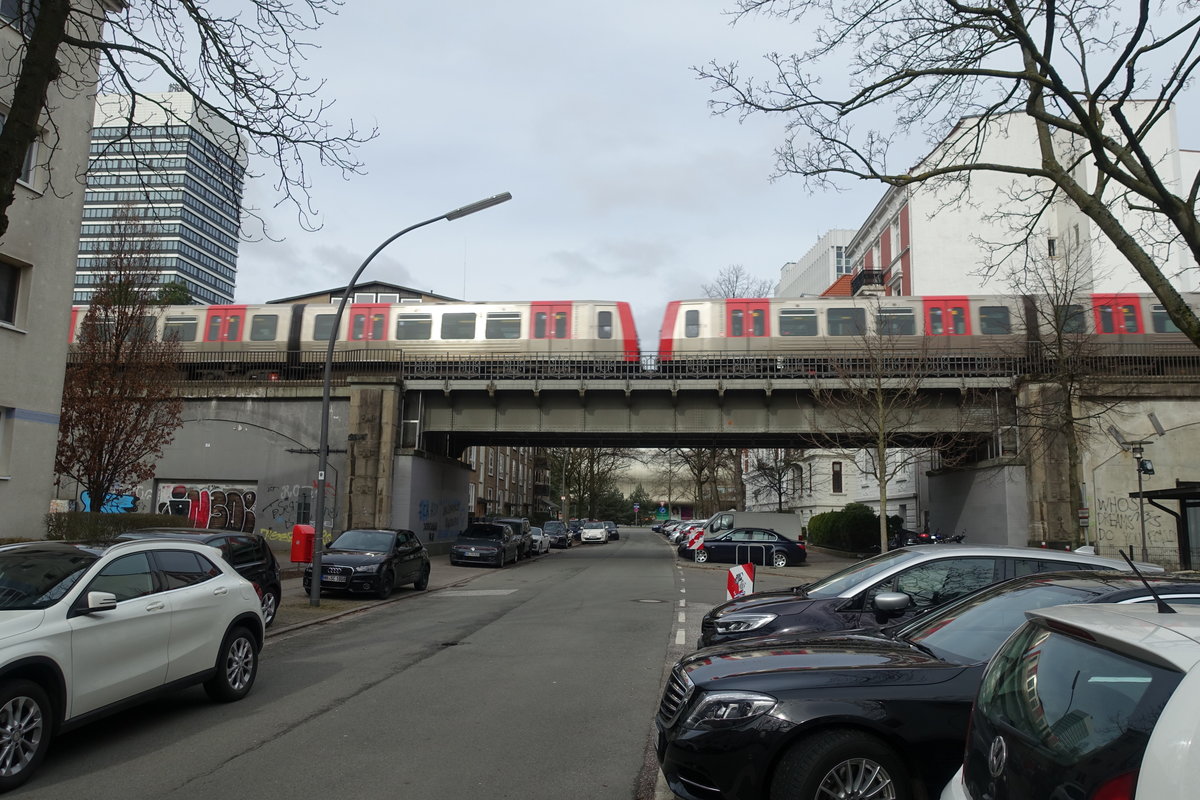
[345,378,403,530]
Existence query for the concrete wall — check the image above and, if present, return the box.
[392,452,471,552]
[927,464,1029,546]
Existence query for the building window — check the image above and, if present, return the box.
[832,461,843,494]
[0,260,19,325]
[0,111,37,186]
[1047,236,1058,258]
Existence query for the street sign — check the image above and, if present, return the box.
[633,503,640,511]
[656,506,669,521]
[1078,507,1090,528]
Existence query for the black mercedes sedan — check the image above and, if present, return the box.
[303,528,430,598]
[655,571,1200,800]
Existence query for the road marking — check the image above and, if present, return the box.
[675,629,685,645]
[679,599,686,608]
[678,612,685,623]
[440,589,517,596]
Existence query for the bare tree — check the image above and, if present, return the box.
[810,302,981,552]
[698,2,1200,345]
[746,448,804,511]
[702,264,774,298]
[0,0,373,239]
[548,446,635,520]
[55,211,184,514]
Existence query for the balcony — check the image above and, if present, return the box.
[851,269,885,295]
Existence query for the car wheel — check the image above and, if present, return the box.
[770,728,911,800]
[772,551,789,568]
[376,570,395,599]
[203,626,259,703]
[0,680,52,793]
[694,549,709,563]
[260,585,280,628]
[414,564,430,591]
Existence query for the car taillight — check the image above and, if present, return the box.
[1092,771,1137,800]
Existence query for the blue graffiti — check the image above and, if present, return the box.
[81,491,139,513]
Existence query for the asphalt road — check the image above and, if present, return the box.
[16,529,849,800]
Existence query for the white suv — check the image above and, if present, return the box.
[0,539,265,792]
[943,601,1200,800]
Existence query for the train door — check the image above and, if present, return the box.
[203,305,247,344]
[531,302,572,352]
[923,297,971,335]
[347,303,390,344]
[1091,294,1143,334]
[726,300,770,352]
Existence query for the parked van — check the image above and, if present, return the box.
[702,510,805,541]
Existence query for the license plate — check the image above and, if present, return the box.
[323,573,347,582]
[465,551,480,557]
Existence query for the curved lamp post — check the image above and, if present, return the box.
[309,192,512,606]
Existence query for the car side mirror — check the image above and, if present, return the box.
[83,591,118,614]
[873,592,912,614]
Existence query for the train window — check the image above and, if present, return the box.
[1055,304,1087,333]
[978,306,1011,334]
[685,309,700,338]
[225,315,241,340]
[249,315,278,341]
[827,308,866,336]
[441,313,477,340]
[928,307,943,334]
[554,311,568,338]
[162,317,197,342]
[1152,305,1181,333]
[597,311,613,339]
[485,312,521,339]
[876,307,916,335]
[750,308,765,335]
[948,306,966,334]
[1119,304,1140,333]
[731,308,744,336]
[351,313,385,340]
[779,309,817,336]
[207,316,223,341]
[534,312,547,338]
[396,314,432,340]
[131,315,156,342]
[313,314,336,341]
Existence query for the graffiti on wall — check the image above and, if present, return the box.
[418,497,466,541]
[156,482,257,532]
[1093,493,1167,549]
[81,491,140,513]
[255,481,334,541]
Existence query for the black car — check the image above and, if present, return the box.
[302,528,430,598]
[116,527,283,627]
[492,518,532,559]
[697,544,1162,649]
[678,526,807,568]
[655,571,1200,800]
[450,522,520,567]
[542,520,573,549]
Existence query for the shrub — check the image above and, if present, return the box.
[44,511,190,541]
[806,503,881,552]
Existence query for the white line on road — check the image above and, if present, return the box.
[678,612,685,623]
[675,629,685,645]
[439,589,518,596]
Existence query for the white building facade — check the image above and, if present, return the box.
[776,229,857,297]
[0,1,116,537]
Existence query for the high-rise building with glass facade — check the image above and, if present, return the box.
[75,92,247,304]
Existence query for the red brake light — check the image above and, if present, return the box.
[1091,771,1137,800]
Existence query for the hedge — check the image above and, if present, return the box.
[806,503,883,552]
[44,512,190,541]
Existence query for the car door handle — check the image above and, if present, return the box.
[145,600,166,612]
[212,586,229,596]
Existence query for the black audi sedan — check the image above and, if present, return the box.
[677,526,806,567]
[303,528,430,598]
[655,571,1200,800]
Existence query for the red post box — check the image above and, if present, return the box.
[290,524,315,563]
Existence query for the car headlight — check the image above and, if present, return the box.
[353,563,381,573]
[684,691,777,730]
[714,612,778,634]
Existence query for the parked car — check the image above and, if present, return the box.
[702,509,806,542]
[942,600,1200,800]
[604,520,619,540]
[580,521,608,544]
[656,570,1200,800]
[449,522,518,567]
[697,543,1163,648]
[115,527,283,627]
[528,526,551,555]
[543,520,573,548]
[0,539,264,793]
[492,517,532,559]
[302,528,430,598]
[677,526,807,567]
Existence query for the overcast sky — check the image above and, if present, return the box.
[231,1,883,344]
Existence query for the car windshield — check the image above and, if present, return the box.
[583,522,604,528]
[330,530,394,551]
[898,580,1099,664]
[0,548,98,609]
[803,549,925,599]
[461,526,503,540]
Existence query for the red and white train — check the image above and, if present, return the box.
[68,292,1199,377]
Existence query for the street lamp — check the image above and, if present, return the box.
[309,192,512,606]
[1129,439,1154,562]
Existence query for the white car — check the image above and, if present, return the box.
[0,539,265,792]
[580,522,608,543]
[528,526,551,555]
[942,601,1200,800]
